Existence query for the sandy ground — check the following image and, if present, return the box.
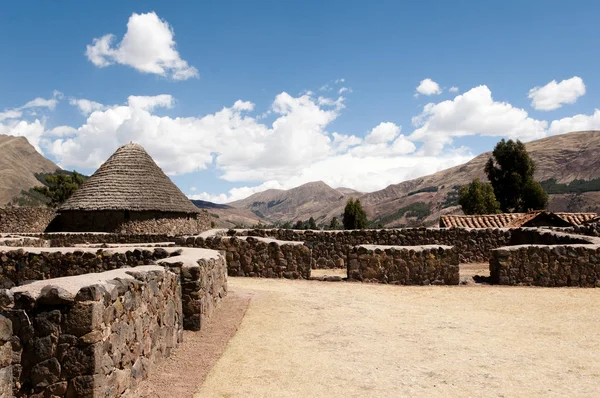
[195,277,600,398]
[135,292,251,397]
[311,268,347,278]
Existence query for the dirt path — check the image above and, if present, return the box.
[135,291,251,397]
[196,278,600,398]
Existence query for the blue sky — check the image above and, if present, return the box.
[1,0,599,202]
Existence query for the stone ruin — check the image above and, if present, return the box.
[0,223,600,396]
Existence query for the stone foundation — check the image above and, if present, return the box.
[185,235,312,279]
[0,315,12,397]
[0,208,56,234]
[347,245,459,285]
[490,244,600,287]
[237,228,513,264]
[1,266,182,397]
[47,209,211,235]
[0,243,227,396]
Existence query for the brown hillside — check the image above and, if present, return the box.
[0,135,60,205]
[229,181,352,223]
[230,131,600,226]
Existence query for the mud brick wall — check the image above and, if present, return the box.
[490,244,600,287]
[180,235,312,279]
[347,245,459,285]
[0,208,56,234]
[1,266,182,397]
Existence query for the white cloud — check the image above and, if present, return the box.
[48,125,78,137]
[4,82,594,204]
[37,90,471,201]
[85,12,198,80]
[0,92,63,151]
[549,109,600,135]
[0,110,22,122]
[127,94,174,110]
[415,78,442,96]
[334,78,345,84]
[69,99,107,115]
[528,76,586,111]
[449,87,459,93]
[410,85,548,155]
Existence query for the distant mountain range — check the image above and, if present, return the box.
[221,130,600,227]
[2,130,599,228]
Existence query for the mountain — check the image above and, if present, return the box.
[228,181,356,223]
[229,131,600,226]
[191,199,265,228]
[0,135,60,205]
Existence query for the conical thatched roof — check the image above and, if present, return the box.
[60,143,200,213]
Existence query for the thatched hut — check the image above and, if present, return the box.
[48,143,209,234]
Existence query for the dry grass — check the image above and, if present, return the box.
[196,277,600,398]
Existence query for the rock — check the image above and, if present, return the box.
[0,315,12,342]
[37,285,75,306]
[30,357,61,387]
[0,341,11,367]
[63,302,104,337]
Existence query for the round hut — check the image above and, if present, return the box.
[48,143,209,234]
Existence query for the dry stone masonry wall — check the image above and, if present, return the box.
[239,228,513,264]
[490,230,600,287]
[0,208,56,234]
[348,245,459,285]
[0,243,227,396]
[1,266,182,397]
[180,235,312,279]
[0,315,12,397]
[0,207,212,235]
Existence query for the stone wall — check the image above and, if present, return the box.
[237,228,511,264]
[180,235,312,279]
[563,223,600,237]
[347,245,459,285]
[40,233,174,247]
[0,207,56,233]
[0,315,12,396]
[47,209,211,235]
[159,251,227,331]
[238,228,596,266]
[0,247,172,289]
[1,266,182,397]
[490,244,600,287]
[0,246,228,328]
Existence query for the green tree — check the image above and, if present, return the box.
[293,220,304,230]
[458,179,501,215]
[343,198,368,230]
[281,221,292,229]
[307,217,317,230]
[329,216,341,230]
[33,171,86,208]
[484,139,548,212]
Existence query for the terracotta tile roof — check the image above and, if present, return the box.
[439,213,524,228]
[582,216,600,224]
[554,212,598,225]
[440,211,597,228]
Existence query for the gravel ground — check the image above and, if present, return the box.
[195,277,600,398]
